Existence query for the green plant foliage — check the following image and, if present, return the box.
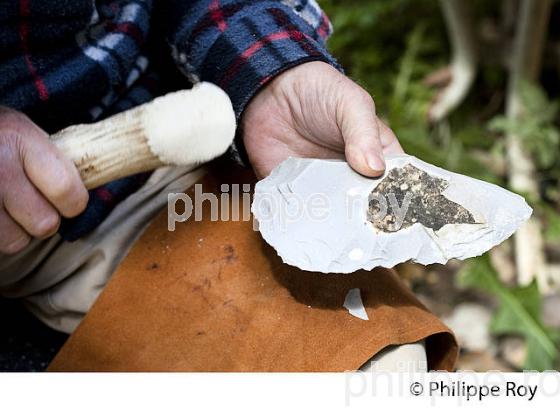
[458,256,559,370]
[488,82,560,169]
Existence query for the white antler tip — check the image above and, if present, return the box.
[144,82,237,165]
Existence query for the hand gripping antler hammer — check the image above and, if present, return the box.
[49,82,236,189]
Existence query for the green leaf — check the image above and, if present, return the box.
[458,256,558,370]
[392,24,426,106]
[487,82,560,169]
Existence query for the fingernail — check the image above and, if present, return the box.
[36,214,60,238]
[366,153,385,172]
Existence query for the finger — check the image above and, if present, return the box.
[0,207,31,255]
[3,170,60,239]
[16,118,88,218]
[377,118,404,155]
[338,87,386,177]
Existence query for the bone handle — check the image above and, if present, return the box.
[49,82,236,190]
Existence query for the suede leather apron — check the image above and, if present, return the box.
[49,164,458,371]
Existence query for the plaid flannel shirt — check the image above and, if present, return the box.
[0,0,338,240]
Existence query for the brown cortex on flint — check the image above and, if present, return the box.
[367,164,476,232]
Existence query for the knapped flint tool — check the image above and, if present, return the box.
[252,155,532,273]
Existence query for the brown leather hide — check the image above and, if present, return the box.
[49,163,458,371]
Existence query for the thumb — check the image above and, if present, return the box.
[337,86,386,177]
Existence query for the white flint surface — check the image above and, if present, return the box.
[252,154,533,273]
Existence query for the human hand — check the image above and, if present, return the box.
[0,107,88,254]
[241,61,403,178]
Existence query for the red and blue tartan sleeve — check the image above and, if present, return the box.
[163,0,340,118]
